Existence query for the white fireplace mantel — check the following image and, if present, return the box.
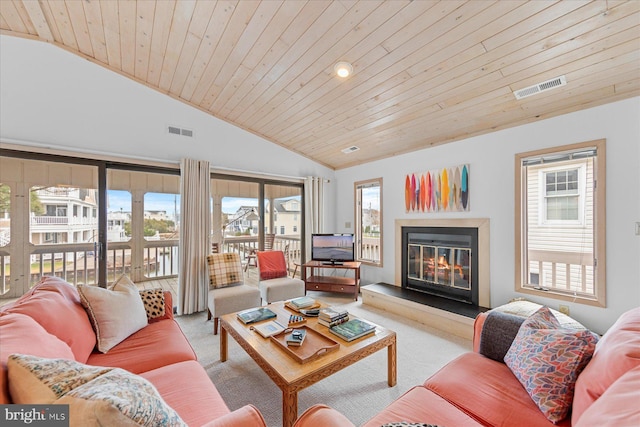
[394,218,490,308]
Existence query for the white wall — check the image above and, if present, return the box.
[335,97,640,334]
[0,35,334,183]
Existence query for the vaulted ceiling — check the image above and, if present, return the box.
[1,1,639,169]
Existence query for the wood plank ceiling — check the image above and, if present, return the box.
[1,1,639,170]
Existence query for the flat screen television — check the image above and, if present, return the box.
[311,233,355,264]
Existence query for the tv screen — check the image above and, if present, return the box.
[311,234,355,264]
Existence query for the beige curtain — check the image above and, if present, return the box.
[304,176,326,262]
[178,158,211,315]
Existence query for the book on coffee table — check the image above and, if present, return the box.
[287,296,316,309]
[236,307,277,324]
[285,328,307,347]
[329,318,376,342]
[252,320,286,338]
[285,296,319,312]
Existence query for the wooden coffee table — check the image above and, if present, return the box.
[220,302,397,427]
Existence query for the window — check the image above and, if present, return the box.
[515,140,605,306]
[355,178,382,266]
[280,226,285,235]
[142,193,180,240]
[0,183,10,247]
[543,168,582,223]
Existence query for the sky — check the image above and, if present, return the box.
[107,191,299,214]
[362,187,380,210]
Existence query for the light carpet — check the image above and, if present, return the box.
[175,293,472,427]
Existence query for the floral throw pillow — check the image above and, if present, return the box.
[504,306,598,423]
[8,354,186,426]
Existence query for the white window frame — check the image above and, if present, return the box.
[515,140,606,307]
[538,164,585,226]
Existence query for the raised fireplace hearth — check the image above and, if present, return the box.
[358,218,491,339]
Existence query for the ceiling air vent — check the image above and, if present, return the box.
[514,75,567,100]
[167,125,194,137]
[341,146,360,154]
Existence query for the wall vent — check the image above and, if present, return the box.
[167,126,194,137]
[514,75,567,100]
[341,146,360,154]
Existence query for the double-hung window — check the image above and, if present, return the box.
[515,140,605,306]
[354,178,382,266]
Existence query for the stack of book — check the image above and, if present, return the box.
[285,296,317,312]
[318,307,349,327]
[329,318,376,342]
[285,329,307,347]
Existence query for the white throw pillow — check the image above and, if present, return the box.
[77,275,148,353]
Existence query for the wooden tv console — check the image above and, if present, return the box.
[302,261,361,300]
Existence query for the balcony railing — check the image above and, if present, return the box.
[31,216,99,226]
[106,240,179,281]
[0,235,303,295]
[218,235,301,273]
[528,249,594,295]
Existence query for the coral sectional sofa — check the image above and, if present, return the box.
[0,276,267,427]
[295,302,640,427]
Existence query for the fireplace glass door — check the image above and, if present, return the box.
[408,244,471,290]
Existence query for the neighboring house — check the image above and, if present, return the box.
[225,206,259,236]
[271,199,301,236]
[30,187,98,246]
[144,210,168,221]
[107,210,131,242]
[525,157,595,293]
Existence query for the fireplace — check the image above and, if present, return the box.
[395,218,490,309]
[402,227,478,305]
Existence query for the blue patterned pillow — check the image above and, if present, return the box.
[504,307,598,423]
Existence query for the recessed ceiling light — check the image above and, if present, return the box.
[334,61,353,78]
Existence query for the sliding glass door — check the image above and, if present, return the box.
[212,176,303,275]
[0,155,101,297]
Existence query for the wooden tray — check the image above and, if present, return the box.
[270,326,340,364]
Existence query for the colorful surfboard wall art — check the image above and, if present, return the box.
[404,164,470,212]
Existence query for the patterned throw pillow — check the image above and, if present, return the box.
[381,423,440,427]
[504,307,598,423]
[207,253,244,289]
[8,354,186,427]
[139,289,166,320]
[77,275,148,353]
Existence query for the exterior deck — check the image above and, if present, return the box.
[0,266,261,308]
